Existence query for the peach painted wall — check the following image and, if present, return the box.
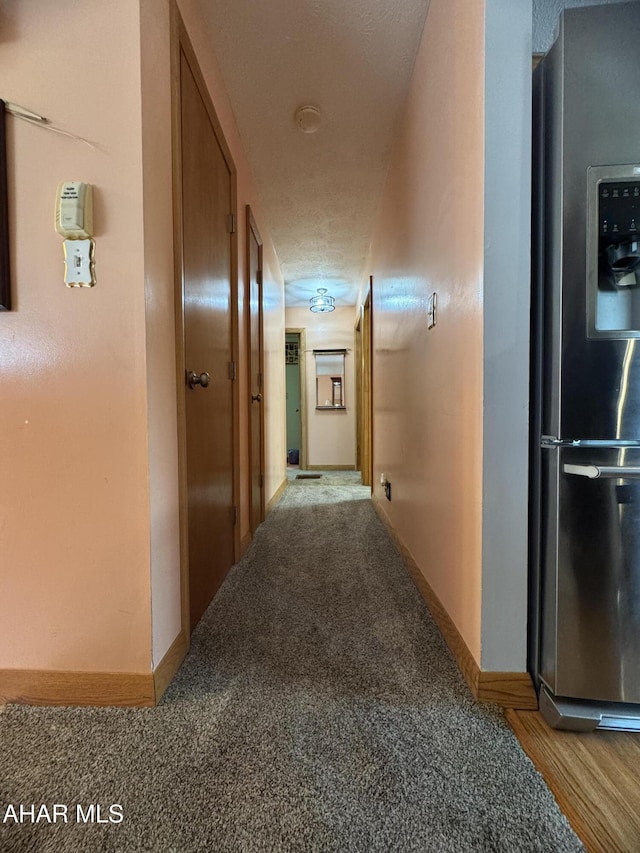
[285,307,356,468]
[366,0,485,664]
[366,0,533,672]
[0,0,152,671]
[139,0,181,666]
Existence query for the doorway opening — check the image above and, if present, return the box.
[285,329,307,471]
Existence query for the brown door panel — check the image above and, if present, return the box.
[180,50,235,629]
[247,208,265,535]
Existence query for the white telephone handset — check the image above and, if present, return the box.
[55,182,96,287]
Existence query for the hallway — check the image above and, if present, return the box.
[1,0,531,717]
[0,480,580,852]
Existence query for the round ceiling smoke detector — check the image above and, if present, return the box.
[295,105,321,134]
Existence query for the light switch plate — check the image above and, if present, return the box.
[63,239,96,287]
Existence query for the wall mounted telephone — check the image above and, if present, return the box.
[54,182,96,287]
[55,182,93,239]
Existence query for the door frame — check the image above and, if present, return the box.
[355,277,373,487]
[285,328,308,471]
[246,205,265,531]
[355,312,362,472]
[171,4,241,638]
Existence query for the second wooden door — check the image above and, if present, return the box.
[247,207,265,535]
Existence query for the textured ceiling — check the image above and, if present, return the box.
[198,0,431,307]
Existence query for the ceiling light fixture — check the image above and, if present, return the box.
[295,105,321,134]
[309,287,335,313]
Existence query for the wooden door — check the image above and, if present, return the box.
[178,32,236,631]
[247,207,265,534]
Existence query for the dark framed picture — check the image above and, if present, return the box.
[0,99,10,311]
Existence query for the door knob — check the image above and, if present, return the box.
[251,393,263,402]
[187,370,210,389]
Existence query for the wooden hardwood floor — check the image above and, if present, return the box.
[507,710,640,853]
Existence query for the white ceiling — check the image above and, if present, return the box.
[198,0,431,307]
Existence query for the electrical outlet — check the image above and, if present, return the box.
[384,480,392,501]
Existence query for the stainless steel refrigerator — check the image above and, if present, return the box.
[531,2,640,731]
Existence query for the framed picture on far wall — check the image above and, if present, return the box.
[0,99,10,311]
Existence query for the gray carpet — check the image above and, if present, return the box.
[0,483,583,852]
[286,468,363,486]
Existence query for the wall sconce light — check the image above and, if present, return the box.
[309,287,335,313]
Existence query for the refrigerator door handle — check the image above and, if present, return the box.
[563,463,640,479]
